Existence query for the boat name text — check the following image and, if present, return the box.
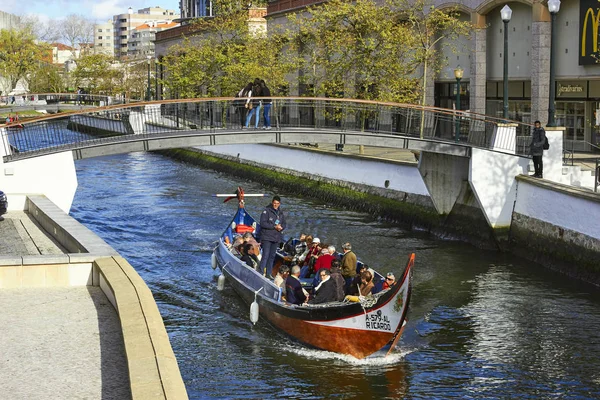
[366,310,391,331]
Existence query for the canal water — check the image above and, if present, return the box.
[70,152,600,399]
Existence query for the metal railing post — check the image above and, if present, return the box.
[594,158,600,192]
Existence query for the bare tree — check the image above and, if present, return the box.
[19,15,60,43]
[59,14,95,57]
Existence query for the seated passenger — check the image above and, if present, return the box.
[314,245,335,272]
[373,272,396,294]
[358,270,374,296]
[295,235,313,265]
[286,265,307,305]
[329,260,346,302]
[344,270,374,302]
[274,265,290,300]
[309,269,337,304]
[346,264,368,296]
[240,243,259,271]
[242,232,261,259]
[294,233,308,256]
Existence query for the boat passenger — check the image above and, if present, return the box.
[295,235,313,265]
[300,237,319,278]
[373,272,395,294]
[341,242,358,291]
[259,195,286,278]
[285,265,307,305]
[241,243,260,271]
[346,264,368,296]
[242,232,261,259]
[344,270,374,302]
[274,265,290,300]
[294,233,308,256]
[329,260,346,301]
[314,245,335,272]
[309,269,337,304]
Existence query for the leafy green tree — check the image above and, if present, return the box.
[161,8,294,98]
[71,53,124,95]
[286,0,421,103]
[27,63,65,93]
[0,27,49,93]
[394,0,473,136]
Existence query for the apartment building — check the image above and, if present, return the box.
[113,6,179,58]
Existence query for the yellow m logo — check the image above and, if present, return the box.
[582,8,600,57]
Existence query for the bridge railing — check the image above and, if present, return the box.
[1,97,534,162]
[1,93,136,107]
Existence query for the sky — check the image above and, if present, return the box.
[0,0,180,22]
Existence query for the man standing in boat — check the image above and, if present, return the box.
[259,195,286,278]
[341,242,358,291]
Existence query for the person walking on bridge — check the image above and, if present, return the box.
[530,120,547,178]
[259,195,286,278]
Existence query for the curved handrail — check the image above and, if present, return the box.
[1,96,532,161]
[1,96,530,128]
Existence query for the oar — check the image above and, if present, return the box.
[213,194,269,197]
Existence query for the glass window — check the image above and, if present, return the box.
[556,101,585,141]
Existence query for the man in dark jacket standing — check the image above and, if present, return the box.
[530,120,547,178]
[259,195,286,278]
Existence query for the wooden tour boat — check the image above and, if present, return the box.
[212,189,414,359]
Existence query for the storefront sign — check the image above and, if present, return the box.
[557,82,587,98]
[580,0,600,65]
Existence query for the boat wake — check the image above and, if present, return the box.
[283,344,414,366]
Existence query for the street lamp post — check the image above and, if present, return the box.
[146,55,152,101]
[454,66,464,143]
[155,58,159,101]
[547,0,561,126]
[501,5,512,120]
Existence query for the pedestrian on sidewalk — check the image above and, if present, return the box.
[530,120,547,178]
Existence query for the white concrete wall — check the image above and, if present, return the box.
[199,144,430,196]
[469,148,530,228]
[0,151,78,213]
[514,181,600,240]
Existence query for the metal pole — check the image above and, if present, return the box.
[155,61,159,101]
[503,19,509,120]
[594,158,600,192]
[547,12,557,126]
[146,61,151,101]
[455,77,461,142]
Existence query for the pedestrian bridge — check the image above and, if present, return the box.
[1,92,132,114]
[1,97,543,235]
[1,97,531,163]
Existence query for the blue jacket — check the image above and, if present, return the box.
[285,276,306,305]
[259,204,286,243]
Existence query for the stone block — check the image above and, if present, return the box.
[0,266,22,288]
[68,263,93,286]
[45,264,70,286]
[22,265,46,287]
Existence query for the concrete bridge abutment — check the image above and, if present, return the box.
[0,130,77,213]
[418,152,470,216]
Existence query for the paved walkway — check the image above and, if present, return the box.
[0,287,130,400]
[0,212,131,399]
[299,143,599,172]
[0,211,65,255]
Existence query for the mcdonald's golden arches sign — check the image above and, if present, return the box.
[581,0,600,65]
